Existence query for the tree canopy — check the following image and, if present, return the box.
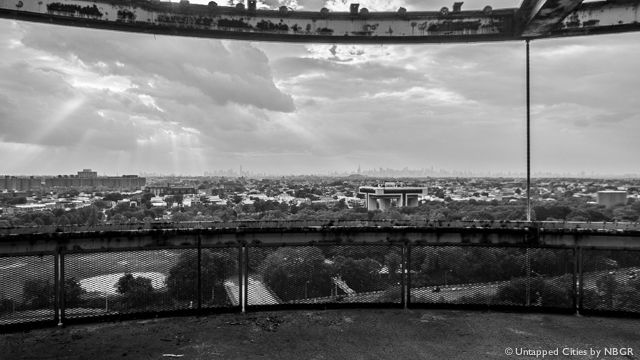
[115,273,155,308]
[166,250,237,304]
[261,247,333,301]
[22,279,54,309]
[333,256,383,292]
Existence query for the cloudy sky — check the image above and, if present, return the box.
[1,0,639,176]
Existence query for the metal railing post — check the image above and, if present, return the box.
[243,245,249,312]
[405,243,412,309]
[571,247,578,314]
[197,234,202,312]
[525,247,531,307]
[400,244,406,309]
[238,244,244,312]
[577,247,584,314]
[54,247,60,326]
[58,249,65,326]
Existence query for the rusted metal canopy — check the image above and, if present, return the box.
[0,1,639,42]
[518,0,585,37]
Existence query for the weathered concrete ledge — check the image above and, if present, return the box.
[1,221,639,254]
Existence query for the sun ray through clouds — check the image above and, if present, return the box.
[30,95,86,144]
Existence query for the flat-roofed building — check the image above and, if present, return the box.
[145,185,197,197]
[597,191,627,208]
[359,182,427,211]
[1,170,145,192]
[77,169,98,178]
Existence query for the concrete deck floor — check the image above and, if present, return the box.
[1,309,639,359]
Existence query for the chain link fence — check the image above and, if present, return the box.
[1,241,639,331]
[0,254,55,326]
[60,246,242,323]
[409,246,574,311]
[246,245,403,308]
[203,247,240,309]
[64,249,198,319]
[580,249,640,314]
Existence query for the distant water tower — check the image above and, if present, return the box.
[597,191,627,208]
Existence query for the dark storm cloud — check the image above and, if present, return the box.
[20,27,295,113]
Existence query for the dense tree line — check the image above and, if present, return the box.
[410,247,574,288]
[4,188,640,228]
[0,205,103,227]
[257,246,405,301]
[332,256,383,292]
[261,247,333,301]
[122,196,639,223]
[17,277,85,311]
[166,250,237,306]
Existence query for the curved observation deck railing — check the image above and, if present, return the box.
[1,220,639,333]
[2,219,640,236]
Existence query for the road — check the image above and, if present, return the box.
[224,276,280,306]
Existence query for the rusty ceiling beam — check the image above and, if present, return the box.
[548,0,640,38]
[0,0,639,42]
[0,0,520,43]
[517,0,585,37]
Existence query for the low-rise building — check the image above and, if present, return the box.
[597,191,627,208]
[359,182,427,211]
[146,185,197,197]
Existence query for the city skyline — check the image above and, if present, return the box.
[1,0,640,176]
[3,165,639,179]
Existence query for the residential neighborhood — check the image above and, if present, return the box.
[1,172,640,226]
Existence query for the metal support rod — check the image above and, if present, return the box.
[53,249,60,325]
[243,246,249,312]
[572,247,579,314]
[400,245,406,309]
[405,244,411,309]
[577,247,584,314]
[525,247,531,307]
[526,39,532,222]
[237,245,243,311]
[58,251,65,325]
[197,235,202,312]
